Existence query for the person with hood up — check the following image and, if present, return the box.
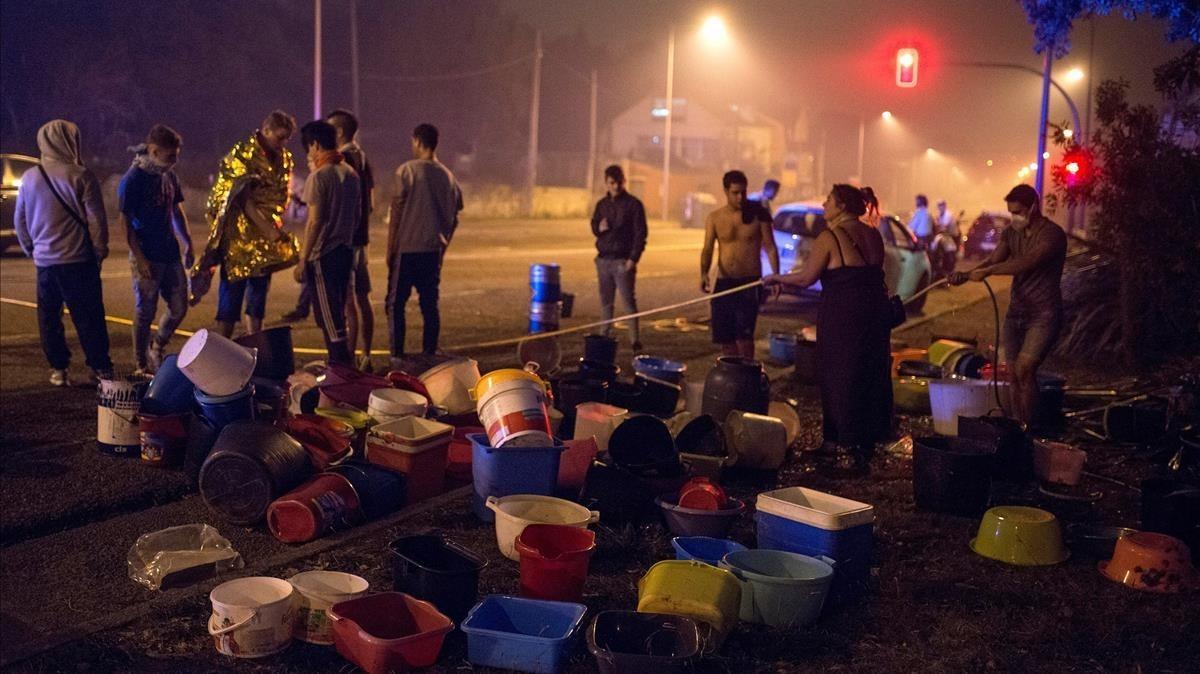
[14,119,114,386]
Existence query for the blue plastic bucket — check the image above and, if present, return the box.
[462,595,586,674]
[671,536,747,566]
[632,356,687,385]
[755,511,872,603]
[195,384,256,431]
[719,549,834,627]
[530,263,562,302]
[529,301,562,335]
[470,434,564,521]
[330,462,407,520]
[141,354,194,415]
[768,332,798,364]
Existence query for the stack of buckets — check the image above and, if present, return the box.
[529,263,562,334]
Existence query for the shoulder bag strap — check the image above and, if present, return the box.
[37,164,93,245]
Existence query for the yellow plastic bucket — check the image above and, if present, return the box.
[471,369,553,448]
[637,560,741,651]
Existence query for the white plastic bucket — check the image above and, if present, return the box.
[485,494,600,561]
[928,378,1007,435]
[208,576,296,658]
[96,375,150,456]
[368,388,428,424]
[725,411,788,469]
[419,357,481,415]
[572,402,629,452]
[477,378,552,448]
[287,570,369,645]
[179,328,257,397]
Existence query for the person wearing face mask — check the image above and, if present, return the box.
[192,110,300,338]
[763,184,892,474]
[949,184,1067,426]
[120,125,192,374]
[14,119,113,386]
[292,120,361,365]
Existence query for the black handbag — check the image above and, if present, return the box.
[888,294,906,329]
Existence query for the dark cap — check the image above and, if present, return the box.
[1004,184,1040,208]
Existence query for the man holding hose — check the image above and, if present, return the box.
[949,184,1066,427]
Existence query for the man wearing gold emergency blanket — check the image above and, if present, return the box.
[190,110,300,337]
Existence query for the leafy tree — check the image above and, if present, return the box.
[1020,0,1199,56]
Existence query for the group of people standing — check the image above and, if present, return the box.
[12,110,462,384]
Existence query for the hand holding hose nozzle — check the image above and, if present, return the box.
[947,271,970,286]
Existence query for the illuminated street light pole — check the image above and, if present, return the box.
[1035,48,1053,195]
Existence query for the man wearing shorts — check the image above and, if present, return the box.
[950,184,1066,426]
[700,170,779,358]
[327,109,376,370]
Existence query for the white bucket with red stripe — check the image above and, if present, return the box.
[473,371,553,448]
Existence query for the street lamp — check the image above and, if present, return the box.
[881,110,893,120]
[1065,67,1085,83]
[662,14,730,220]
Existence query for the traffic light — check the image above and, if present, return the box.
[896,48,918,87]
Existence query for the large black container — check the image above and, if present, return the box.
[583,334,618,365]
[553,376,608,413]
[389,534,488,623]
[630,375,682,418]
[913,436,996,516]
[331,462,407,520]
[606,381,643,410]
[581,459,687,523]
[1031,372,1066,430]
[199,421,312,525]
[794,339,819,385]
[234,326,295,381]
[579,359,621,384]
[587,611,700,674]
[958,415,1029,482]
[608,415,677,472]
[1141,477,1200,563]
[702,357,770,422]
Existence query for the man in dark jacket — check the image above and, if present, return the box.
[590,164,648,351]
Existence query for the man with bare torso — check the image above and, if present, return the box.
[700,170,780,358]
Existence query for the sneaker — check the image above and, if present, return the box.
[280,308,309,322]
[49,369,70,387]
[90,369,115,384]
[147,341,165,372]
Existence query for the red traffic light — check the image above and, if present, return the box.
[896,48,918,87]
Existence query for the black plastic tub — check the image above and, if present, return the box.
[587,611,700,674]
[912,436,996,516]
[389,534,488,623]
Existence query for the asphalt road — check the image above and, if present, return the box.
[0,215,1008,666]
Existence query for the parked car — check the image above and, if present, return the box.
[963,210,1011,260]
[1,153,39,254]
[761,201,933,311]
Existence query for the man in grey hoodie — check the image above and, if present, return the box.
[14,119,113,386]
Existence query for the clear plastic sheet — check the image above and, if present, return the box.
[127,524,243,590]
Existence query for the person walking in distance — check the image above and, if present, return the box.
[326,109,376,370]
[294,120,362,365]
[700,170,780,358]
[949,184,1067,427]
[908,194,934,249]
[120,125,193,374]
[13,119,114,385]
[192,110,299,338]
[590,164,647,351]
[750,178,780,217]
[386,123,463,358]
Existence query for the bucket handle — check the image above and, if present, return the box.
[815,555,837,569]
[586,510,601,525]
[485,495,501,512]
[208,610,257,636]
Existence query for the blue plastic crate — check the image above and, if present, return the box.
[461,595,587,674]
[755,511,872,601]
[470,434,564,521]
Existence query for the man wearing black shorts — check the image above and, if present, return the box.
[327,109,376,371]
[950,184,1067,426]
[700,170,779,358]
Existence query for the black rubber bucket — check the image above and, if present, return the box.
[583,334,618,365]
[581,460,660,523]
[587,610,700,674]
[913,436,996,516]
[1141,477,1200,563]
[630,374,681,418]
[675,414,726,458]
[608,415,677,472]
[234,326,295,381]
[389,534,488,623]
[199,421,313,525]
[958,415,1030,482]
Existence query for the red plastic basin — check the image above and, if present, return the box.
[516,524,596,603]
[330,592,453,673]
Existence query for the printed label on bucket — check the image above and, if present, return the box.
[485,410,551,445]
[295,605,333,644]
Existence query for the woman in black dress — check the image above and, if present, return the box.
[763,185,893,473]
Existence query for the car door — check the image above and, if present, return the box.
[882,216,930,298]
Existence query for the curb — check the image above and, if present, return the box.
[0,485,473,668]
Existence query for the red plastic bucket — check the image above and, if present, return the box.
[330,592,452,673]
[515,523,596,602]
[267,472,364,543]
[138,412,189,467]
[678,477,729,511]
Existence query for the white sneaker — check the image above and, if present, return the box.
[49,369,70,387]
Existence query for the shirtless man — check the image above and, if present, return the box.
[700,170,780,358]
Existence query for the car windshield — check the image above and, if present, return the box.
[773,210,826,237]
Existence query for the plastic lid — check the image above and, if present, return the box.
[471,368,545,401]
[755,487,874,530]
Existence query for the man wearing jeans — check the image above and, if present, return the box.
[386,123,462,357]
[294,120,361,364]
[120,124,193,373]
[590,164,647,351]
[950,184,1067,426]
[15,120,114,386]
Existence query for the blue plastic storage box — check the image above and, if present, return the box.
[461,595,587,674]
[469,433,565,521]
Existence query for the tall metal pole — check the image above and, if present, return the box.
[587,69,598,195]
[1084,19,1095,140]
[855,114,866,184]
[313,0,322,120]
[350,0,360,115]
[526,30,543,216]
[661,27,675,221]
[1034,47,1053,197]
